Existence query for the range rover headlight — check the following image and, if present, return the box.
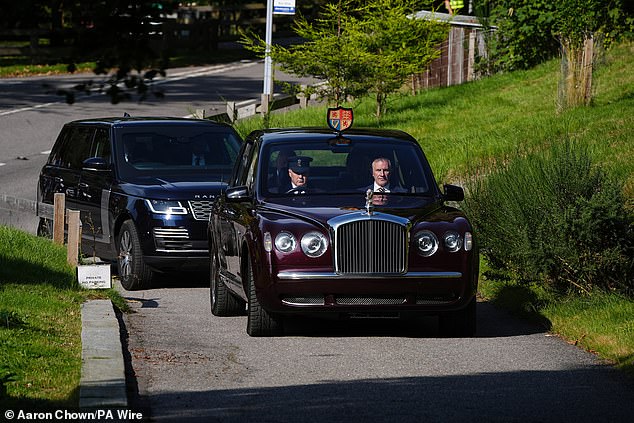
[415,230,438,257]
[275,231,297,253]
[443,231,463,252]
[300,232,328,258]
[146,199,188,215]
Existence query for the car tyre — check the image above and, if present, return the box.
[439,297,477,337]
[117,220,153,291]
[210,244,244,316]
[246,260,282,337]
[37,217,53,239]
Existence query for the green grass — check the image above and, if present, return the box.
[234,40,634,374]
[0,226,123,408]
[0,61,96,78]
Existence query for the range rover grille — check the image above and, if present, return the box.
[153,228,192,251]
[334,219,407,274]
[188,200,213,221]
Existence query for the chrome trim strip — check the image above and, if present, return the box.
[154,249,208,253]
[277,271,462,280]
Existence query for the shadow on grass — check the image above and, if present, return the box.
[486,283,553,332]
[0,255,75,290]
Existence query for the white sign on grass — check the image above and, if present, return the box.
[77,264,112,289]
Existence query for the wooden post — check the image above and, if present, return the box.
[260,93,270,115]
[226,101,236,122]
[67,210,81,266]
[53,193,65,245]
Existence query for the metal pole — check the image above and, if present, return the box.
[263,0,274,97]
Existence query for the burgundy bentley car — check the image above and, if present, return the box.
[207,109,479,336]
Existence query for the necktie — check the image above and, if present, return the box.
[378,187,386,193]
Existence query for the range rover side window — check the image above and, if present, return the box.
[48,127,72,167]
[63,127,95,170]
[91,128,112,164]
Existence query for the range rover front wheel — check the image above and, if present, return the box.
[117,220,153,290]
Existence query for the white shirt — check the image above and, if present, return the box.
[373,182,390,192]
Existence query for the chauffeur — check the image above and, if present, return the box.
[287,156,312,193]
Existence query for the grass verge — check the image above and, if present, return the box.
[479,276,634,376]
[0,225,124,408]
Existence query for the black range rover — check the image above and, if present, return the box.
[37,117,242,290]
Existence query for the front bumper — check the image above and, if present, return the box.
[259,270,474,315]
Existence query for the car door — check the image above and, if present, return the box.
[218,141,255,285]
[41,125,93,220]
[77,126,114,260]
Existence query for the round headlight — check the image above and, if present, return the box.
[275,231,297,253]
[415,230,438,257]
[300,231,328,258]
[443,231,463,253]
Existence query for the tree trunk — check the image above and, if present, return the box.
[558,33,595,112]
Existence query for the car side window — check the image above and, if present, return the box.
[62,127,95,170]
[230,142,253,187]
[244,147,259,191]
[48,126,72,167]
[91,128,112,164]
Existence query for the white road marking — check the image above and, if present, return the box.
[0,61,260,117]
[41,150,51,155]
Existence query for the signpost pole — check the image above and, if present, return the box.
[263,0,274,100]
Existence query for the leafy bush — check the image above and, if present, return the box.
[464,141,634,296]
[482,0,632,72]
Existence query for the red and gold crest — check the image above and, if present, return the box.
[327,107,354,132]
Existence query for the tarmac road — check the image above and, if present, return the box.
[117,277,634,423]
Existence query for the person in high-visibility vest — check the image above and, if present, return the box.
[444,0,464,15]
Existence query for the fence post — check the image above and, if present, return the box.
[67,210,81,266]
[53,193,65,245]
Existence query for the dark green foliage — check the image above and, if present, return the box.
[483,0,632,71]
[464,141,634,296]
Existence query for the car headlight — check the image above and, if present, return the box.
[300,231,328,258]
[145,199,188,215]
[414,230,438,257]
[443,231,463,252]
[275,231,297,253]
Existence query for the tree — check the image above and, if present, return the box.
[553,0,631,110]
[352,0,449,117]
[242,0,448,118]
[483,0,632,72]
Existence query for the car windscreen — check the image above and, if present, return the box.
[260,138,434,196]
[115,126,241,182]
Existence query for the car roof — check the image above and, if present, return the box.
[64,116,233,129]
[250,127,419,145]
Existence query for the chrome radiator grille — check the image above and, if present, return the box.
[334,219,407,274]
[153,228,192,251]
[188,200,213,221]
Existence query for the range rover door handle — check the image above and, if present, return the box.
[78,182,89,189]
